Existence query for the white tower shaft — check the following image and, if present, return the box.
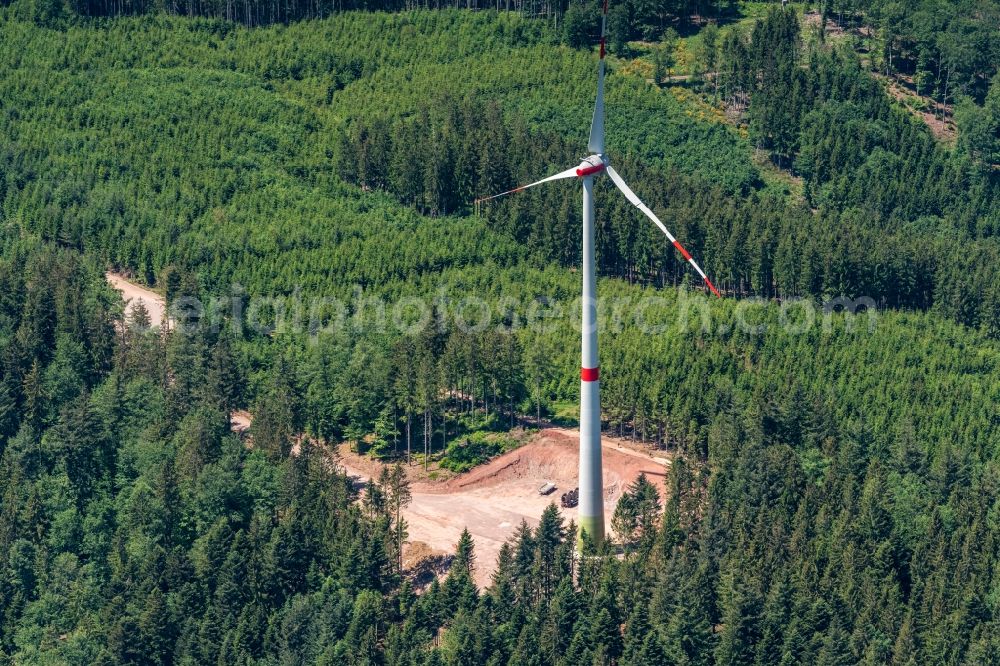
[578,175,604,546]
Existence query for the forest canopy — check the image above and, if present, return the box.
[0,3,999,665]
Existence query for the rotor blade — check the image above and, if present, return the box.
[606,166,721,298]
[474,166,578,204]
[588,0,609,154]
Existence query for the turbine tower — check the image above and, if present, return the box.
[476,0,721,547]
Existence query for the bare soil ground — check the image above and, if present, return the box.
[874,72,956,143]
[802,10,847,39]
[338,428,669,588]
[105,273,167,328]
[231,410,253,435]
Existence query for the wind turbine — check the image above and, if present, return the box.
[476,0,721,546]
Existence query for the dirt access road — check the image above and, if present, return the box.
[338,429,669,588]
[106,272,167,328]
[103,274,671,587]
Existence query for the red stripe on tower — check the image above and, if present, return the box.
[673,240,692,261]
[581,367,600,382]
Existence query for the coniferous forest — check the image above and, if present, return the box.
[1,1,1000,664]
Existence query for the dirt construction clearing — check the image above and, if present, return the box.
[339,428,669,588]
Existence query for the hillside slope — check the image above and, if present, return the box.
[0,9,999,664]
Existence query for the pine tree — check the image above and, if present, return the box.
[7,539,37,598]
[386,462,412,574]
[445,529,478,615]
[510,619,545,666]
[454,527,476,579]
[0,380,17,445]
[205,334,240,416]
[138,589,175,666]
[608,2,630,55]
[612,491,639,551]
[891,610,918,666]
[490,542,517,623]
[252,365,297,459]
[622,598,651,664]
[589,603,623,663]
[816,617,854,666]
[21,360,44,430]
[512,519,536,584]
[563,1,594,50]
[962,621,1000,666]
[127,299,152,332]
[636,631,670,666]
[755,573,791,666]
[560,621,594,666]
[715,571,762,666]
[540,578,580,663]
[534,503,566,599]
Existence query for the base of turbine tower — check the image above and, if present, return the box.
[576,513,605,550]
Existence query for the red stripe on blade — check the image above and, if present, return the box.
[581,367,600,382]
[673,240,692,261]
[600,38,606,59]
[705,277,721,298]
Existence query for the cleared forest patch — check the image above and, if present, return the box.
[338,428,668,587]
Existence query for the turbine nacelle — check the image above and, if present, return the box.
[576,155,607,178]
